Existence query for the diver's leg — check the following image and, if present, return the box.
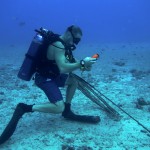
[0,103,33,145]
[0,74,66,145]
[32,100,64,113]
[0,101,64,145]
[62,76,100,123]
[65,76,78,104]
[33,74,67,113]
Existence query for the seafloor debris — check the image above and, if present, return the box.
[129,69,150,80]
[137,97,148,106]
[61,145,93,150]
[135,97,150,110]
[113,61,126,67]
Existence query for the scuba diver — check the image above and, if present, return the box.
[0,25,100,145]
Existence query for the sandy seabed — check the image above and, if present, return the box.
[0,42,150,150]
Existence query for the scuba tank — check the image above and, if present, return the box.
[17,33,44,81]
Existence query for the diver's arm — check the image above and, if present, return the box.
[47,42,96,73]
[56,52,81,73]
[48,42,81,73]
[75,58,92,71]
[56,53,95,73]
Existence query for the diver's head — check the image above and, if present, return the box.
[61,25,82,50]
[67,25,82,45]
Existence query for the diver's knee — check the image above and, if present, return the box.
[70,78,78,87]
[55,101,65,113]
[66,76,78,86]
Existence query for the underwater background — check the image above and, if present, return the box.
[0,0,150,149]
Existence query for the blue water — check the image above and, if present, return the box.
[0,1,150,149]
[0,0,150,47]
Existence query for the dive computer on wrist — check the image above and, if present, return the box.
[80,60,85,69]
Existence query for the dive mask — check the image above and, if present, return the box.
[68,26,81,45]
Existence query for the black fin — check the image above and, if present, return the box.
[62,110,100,123]
[0,103,33,145]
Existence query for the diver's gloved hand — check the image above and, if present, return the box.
[83,57,97,68]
